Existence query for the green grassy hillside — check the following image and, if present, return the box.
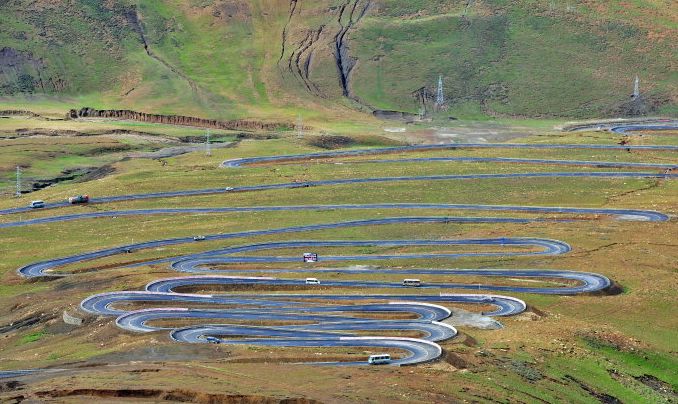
[0,0,676,120]
[350,0,678,118]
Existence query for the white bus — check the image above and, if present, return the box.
[303,252,318,263]
[305,278,320,285]
[368,354,391,365]
[402,279,422,287]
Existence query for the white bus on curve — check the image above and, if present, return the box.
[368,354,391,365]
[305,278,320,285]
[402,279,422,287]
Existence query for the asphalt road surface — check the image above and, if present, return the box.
[19,218,577,278]
[222,138,678,167]
[7,130,676,366]
[1,170,676,217]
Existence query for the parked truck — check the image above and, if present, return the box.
[68,195,89,204]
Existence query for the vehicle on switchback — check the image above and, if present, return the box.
[29,200,45,209]
[205,336,221,344]
[402,279,422,287]
[303,253,318,263]
[305,278,320,285]
[292,179,311,188]
[68,195,89,204]
[368,354,391,365]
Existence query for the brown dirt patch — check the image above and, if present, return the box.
[34,388,322,403]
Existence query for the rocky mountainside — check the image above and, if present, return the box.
[1,0,676,119]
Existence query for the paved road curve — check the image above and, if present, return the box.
[70,228,600,365]
[7,133,675,367]
[0,203,669,229]
[19,217,575,278]
[222,140,678,167]
[1,171,675,217]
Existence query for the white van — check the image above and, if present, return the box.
[402,279,422,287]
[29,200,45,209]
[305,278,320,285]
[368,354,391,365]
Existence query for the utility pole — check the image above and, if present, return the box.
[435,75,445,108]
[205,130,211,156]
[296,114,303,138]
[15,166,21,197]
[421,87,428,118]
[632,75,640,99]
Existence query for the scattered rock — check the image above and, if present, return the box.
[513,312,542,321]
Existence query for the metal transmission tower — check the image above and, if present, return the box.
[15,166,21,197]
[435,75,445,108]
[632,75,640,99]
[205,130,211,156]
[296,114,303,138]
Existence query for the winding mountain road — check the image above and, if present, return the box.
[7,132,676,366]
[1,170,676,217]
[222,140,678,168]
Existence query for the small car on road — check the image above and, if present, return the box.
[193,235,206,241]
[29,200,45,209]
